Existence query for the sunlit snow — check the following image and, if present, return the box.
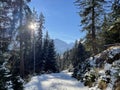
[24,71,88,90]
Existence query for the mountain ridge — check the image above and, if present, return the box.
[54,39,74,54]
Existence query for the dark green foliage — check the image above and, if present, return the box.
[18,11,59,75]
[103,19,120,44]
[84,73,96,87]
[100,0,120,45]
[0,61,23,90]
[61,50,72,70]
[111,0,120,21]
[0,66,8,90]
[75,0,106,55]
[42,32,58,73]
[71,40,89,80]
[11,75,23,90]
[72,41,86,67]
[45,40,58,72]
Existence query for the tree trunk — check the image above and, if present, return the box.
[19,0,24,77]
[91,0,97,55]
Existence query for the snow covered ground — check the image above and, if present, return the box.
[24,46,120,90]
[24,71,88,90]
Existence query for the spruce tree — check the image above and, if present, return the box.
[111,0,120,21]
[45,40,58,73]
[0,0,26,89]
[101,0,120,45]
[72,41,87,79]
[0,1,12,89]
[105,0,120,44]
[42,31,49,73]
[35,13,45,73]
[62,50,72,70]
[75,0,106,55]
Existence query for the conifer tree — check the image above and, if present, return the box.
[101,0,120,45]
[0,2,13,89]
[41,32,49,72]
[72,41,87,79]
[45,40,58,73]
[35,13,45,73]
[0,1,24,89]
[75,0,106,55]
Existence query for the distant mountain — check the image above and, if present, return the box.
[54,39,74,54]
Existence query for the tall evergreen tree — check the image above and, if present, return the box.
[41,31,49,72]
[45,40,58,73]
[72,40,87,79]
[72,41,86,67]
[0,1,24,89]
[101,0,120,45]
[56,53,63,71]
[75,0,106,55]
[111,0,120,21]
[62,50,71,70]
[35,13,45,73]
[18,0,31,77]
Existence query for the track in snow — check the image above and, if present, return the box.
[24,72,88,90]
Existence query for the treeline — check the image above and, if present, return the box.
[0,0,58,89]
[57,40,90,71]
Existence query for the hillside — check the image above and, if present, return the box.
[76,46,120,90]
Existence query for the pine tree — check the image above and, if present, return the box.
[45,40,58,73]
[103,18,120,44]
[35,13,45,73]
[101,0,120,45]
[72,41,87,79]
[41,31,50,73]
[0,1,24,89]
[56,53,62,71]
[75,0,106,55]
[0,2,12,89]
[11,74,23,90]
[62,50,72,70]
[18,0,31,77]
[0,61,8,90]
[111,0,120,21]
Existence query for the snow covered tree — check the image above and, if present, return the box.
[0,61,8,90]
[11,74,23,90]
[0,1,25,89]
[0,1,13,89]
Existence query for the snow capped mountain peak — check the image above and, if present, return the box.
[54,39,74,54]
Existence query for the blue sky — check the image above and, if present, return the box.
[29,0,86,43]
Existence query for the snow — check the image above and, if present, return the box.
[89,86,100,90]
[24,46,120,90]
[104,63,112,70]
[24,72,89,90]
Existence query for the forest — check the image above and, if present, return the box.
[0,0,120,90]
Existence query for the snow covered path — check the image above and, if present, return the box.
[24,72,88,90]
